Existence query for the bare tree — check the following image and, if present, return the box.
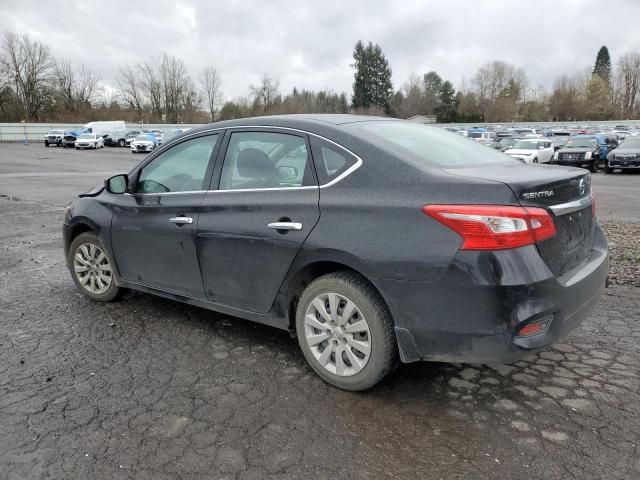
[617,52,640,118]
[0,32,54,120]
[250,74,279,113]
[139,59,163,119]
[116,64,144,114]
[199,66,222,122]
[159,54,191,123]
[54,60,100,113]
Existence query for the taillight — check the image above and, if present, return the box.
[422,205,556,250]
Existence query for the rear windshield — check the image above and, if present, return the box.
[351,121,515,167]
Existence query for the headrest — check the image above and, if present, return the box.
[236,148,274,179]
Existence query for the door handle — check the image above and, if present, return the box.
[268,222,302,231]
[170,216,193,225]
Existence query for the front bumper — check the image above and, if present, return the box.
[609,158,640,169]
[379,223,609,364]
[131,144,154,152]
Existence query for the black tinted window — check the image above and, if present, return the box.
[219,132,314,190]
[309,137,358,184]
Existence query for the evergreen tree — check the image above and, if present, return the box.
[593,46,612,85]
[436,80,457,122]
[351,40,393,110]
[423,71,443,114]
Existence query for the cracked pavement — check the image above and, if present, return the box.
[1,145,639,479]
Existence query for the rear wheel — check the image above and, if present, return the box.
[68,232,121,302]
[295,271,398,391]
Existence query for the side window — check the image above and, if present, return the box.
[136,134,219,194]
[219,131,314,190]
[309,137,358,185]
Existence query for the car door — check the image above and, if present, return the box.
[196,129,320,313]
[109,132,222,299]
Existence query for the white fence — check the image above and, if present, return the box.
[0,123,203,142]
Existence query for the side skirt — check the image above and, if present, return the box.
[118,279,290,331]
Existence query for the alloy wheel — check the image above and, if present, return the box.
[304,292,371,377]
[73,243,112,295]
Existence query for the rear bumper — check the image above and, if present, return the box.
[379,224,609,364]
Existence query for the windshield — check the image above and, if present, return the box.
[566,138,597,148]
[467,131,484,138]
[512,140,539,150]
[351,121,516,167]
[79,134,93,139]
[620,137,640,148]
[135,135,153,141]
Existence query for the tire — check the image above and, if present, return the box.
[295,271,398,391]
[68,232,121,302]
[44,141,49,147]
[604,164,613,174]
[118,139,125,147]
[75,146,79,150]
[590,159,598,173]
[533,157,538,164]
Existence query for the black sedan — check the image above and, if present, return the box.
[63,115,608,391]
[605,135,640,173]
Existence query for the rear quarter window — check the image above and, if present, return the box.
[309,137,358,184]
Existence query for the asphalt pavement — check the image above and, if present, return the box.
[1,143,639,479]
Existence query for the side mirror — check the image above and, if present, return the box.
[277,166,298,182]
[105,174,128,194]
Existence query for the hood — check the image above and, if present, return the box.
[611,147,640,154]
[505,149,536,156]
[441,162,589,206]
[558,147,590,154]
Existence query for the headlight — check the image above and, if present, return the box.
[584,151,592,159]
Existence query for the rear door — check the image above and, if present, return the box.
[196,129,320,313]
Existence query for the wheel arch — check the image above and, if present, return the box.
[280,257,391,333]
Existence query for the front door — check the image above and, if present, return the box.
[197,129,320,313]
[110,133,221,299]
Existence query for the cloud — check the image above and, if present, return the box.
[1,0,639,100]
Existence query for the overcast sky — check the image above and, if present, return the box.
[2,0,640,101]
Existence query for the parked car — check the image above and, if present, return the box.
[104,131,130,147]
[494,136,521,152]
[124,130,143,146]
[63,115,608,391]
[75,133,104,150]
[552,135,601,172]
[605,135,640,173]
[83,121,126,136]
[130,134,157,153]
[467,128,496,142]
[504,139,555,164]
[144,129,164,144]
[62,132,78,148]
[44,130,66,147]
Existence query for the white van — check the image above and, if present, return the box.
[83,121,126,136]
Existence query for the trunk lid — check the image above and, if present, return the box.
[443,163,594,276]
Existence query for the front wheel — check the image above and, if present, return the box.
[296,271,398,391]
[44,141,49,147]
[604,165,613,174]
[532,157,538,164]
[68,232,121,302]
[118,139,125,147]
[590,159,598,173]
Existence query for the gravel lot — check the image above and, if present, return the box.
[1,144,639,479]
